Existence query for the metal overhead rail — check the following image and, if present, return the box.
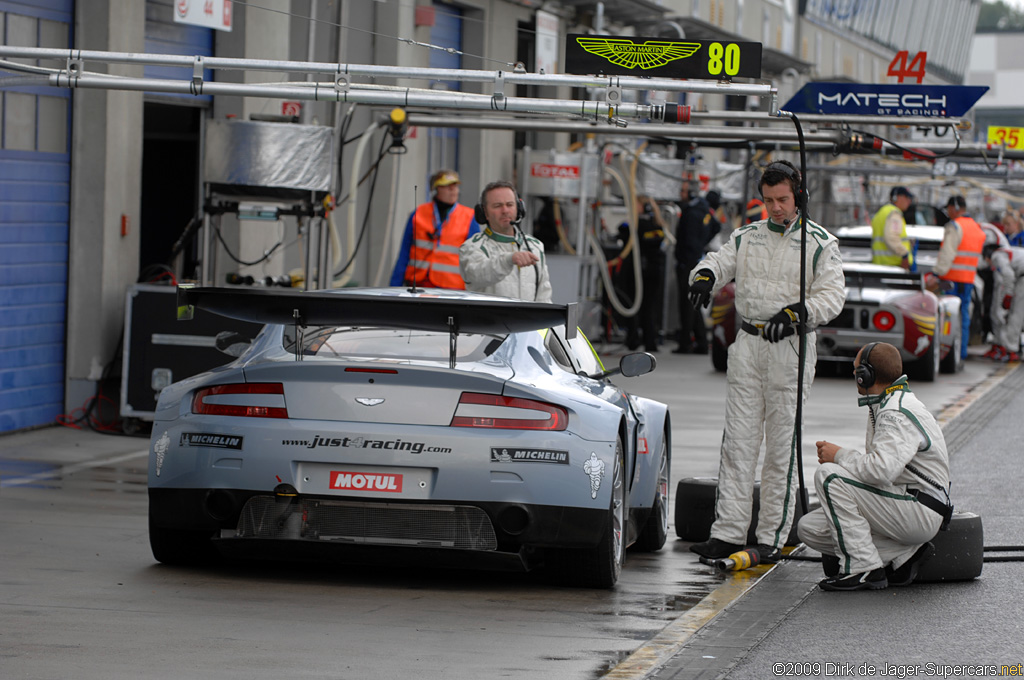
[0,46,775,96]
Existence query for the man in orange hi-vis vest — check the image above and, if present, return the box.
[927,195,985,361]
[390,169,480,289]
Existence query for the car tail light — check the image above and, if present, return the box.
[872,310,897,332]
[192,383,288,418]
[450,392,567,431]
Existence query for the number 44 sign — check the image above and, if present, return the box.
[888,51,927,84]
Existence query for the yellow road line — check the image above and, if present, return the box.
[603,564,773,679]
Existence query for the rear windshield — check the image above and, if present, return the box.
[282,327,506,362]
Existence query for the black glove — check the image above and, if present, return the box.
[762,302,806,343]
[688,269,715,309]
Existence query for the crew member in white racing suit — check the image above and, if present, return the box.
[798,342,951,591]
[688,160,845,563]
[982,243,1024,362]
[459,180,552,303]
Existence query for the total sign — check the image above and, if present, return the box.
[175,0,233,32]
[782,83,987,118]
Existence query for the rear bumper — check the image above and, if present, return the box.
[149,487,608,553]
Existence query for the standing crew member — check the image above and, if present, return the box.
[981,243,1024,362]
[745,198,768,225]
[687,160,846,562]
[674,180,720,354]
[798,342,951,591]
[390,169,480,288]
[871,186,915,270]
[619,195,667,352]
[927,195,985,360]
[459,181,552,302]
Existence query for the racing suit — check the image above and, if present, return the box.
[989,246,1024,352]
[798,377,950,575]
[459,227,553,302]
[690,215,845,550]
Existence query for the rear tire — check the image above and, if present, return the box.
[914,338,938,382]
[149,516,219,566]
[940,326,963,374]
[547,438,626,588]
[634,434,669,552]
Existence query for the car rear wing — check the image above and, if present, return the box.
[843,268,924,292]
[176,286,579,366]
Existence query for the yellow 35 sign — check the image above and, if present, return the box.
[988,126,1024,150]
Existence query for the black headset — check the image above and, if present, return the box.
[475,181,525,226]
[855,342,879,388]
[759,161,807,211]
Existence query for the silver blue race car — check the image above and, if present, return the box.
[148,286,671,588]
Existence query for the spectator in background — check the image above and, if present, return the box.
[673,180,720,354]
[871,186,914,271]
[745,198,768,225]
[927,195,985,360]
[390,169,480,289]
[1002,208,1024,247]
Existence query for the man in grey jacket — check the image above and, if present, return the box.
[798,342,951,591]
[459,181,552,302]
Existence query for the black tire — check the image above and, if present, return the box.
[634,433,670,552]
[915,511,984,583]
[149,515,219,566]
[711,342,728,372]
[913,338,938,382]
[674,477,811,546]
[940,326,963,374]
[547,438,626,588]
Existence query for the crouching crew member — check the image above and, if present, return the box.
[798,342,952,591]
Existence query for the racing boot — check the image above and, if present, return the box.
[983,345,1004,360]
[886,542,935,587]
[819,567,888,592]
[1002,350,1020,363]
[689,537,744,560]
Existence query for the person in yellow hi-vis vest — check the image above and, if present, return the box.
[871,186,915,270]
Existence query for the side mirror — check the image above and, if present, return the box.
[215,331,251,358]
[594,352,657,380]
[620,352,656,377]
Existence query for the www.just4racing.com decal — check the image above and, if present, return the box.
[282,435,451,454]
[490,447,569,465]
[179,432,244,449]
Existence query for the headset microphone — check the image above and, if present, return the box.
[783,218,792,226]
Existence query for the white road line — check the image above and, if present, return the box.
[0,449,149,488]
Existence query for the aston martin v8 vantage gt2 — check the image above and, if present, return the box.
[148,286,671,588]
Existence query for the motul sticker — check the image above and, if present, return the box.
[330,471,403,492]
[531,163,579,179]
[491,448,569,464]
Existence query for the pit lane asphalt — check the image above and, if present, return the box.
[605,349,1024,680]
[0,347,1015,679]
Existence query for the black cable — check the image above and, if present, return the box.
[214,219,283,266]
[791,111,811,518]
[333,129,389,278]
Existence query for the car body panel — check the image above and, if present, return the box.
[148,287,669,582]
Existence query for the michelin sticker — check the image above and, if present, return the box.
[153,431,170,477]
[583,452,605,499]
[490,448,569,464]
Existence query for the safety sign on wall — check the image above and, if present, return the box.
[174,0,233,32]
[564,34,762,80]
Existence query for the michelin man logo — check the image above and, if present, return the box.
[153,431,170,477]
[583,452,605,499]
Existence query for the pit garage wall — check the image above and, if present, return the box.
[0,0,74,432]
[64,0,145,420]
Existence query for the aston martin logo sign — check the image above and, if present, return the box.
[575,37,701,70]
[565,34,762,79]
